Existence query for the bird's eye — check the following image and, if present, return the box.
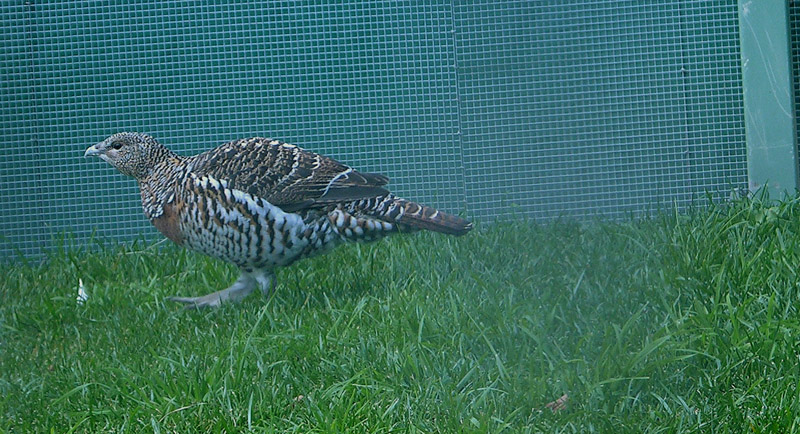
[111,142,123,150]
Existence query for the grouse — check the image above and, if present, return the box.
[85,132,472,308]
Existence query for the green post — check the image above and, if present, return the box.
[738,1,798,198]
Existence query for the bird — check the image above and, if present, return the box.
[85,132,472,308]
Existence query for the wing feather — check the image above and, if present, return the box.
[188,137,390,212]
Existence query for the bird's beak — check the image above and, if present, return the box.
[84,141,106,157]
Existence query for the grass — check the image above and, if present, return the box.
[3,196,800,432]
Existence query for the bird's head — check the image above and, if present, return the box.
[85,132,172,179]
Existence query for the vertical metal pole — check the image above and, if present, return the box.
[738,1,798,198]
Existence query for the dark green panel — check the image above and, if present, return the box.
[739,1,797,197]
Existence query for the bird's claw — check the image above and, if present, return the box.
[167,295,222,309]
[166,272,268,309]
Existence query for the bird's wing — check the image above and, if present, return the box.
[187,137,390,212]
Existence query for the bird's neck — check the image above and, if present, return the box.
[139,156,189,220]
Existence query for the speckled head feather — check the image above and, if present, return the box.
[85,132,176,179]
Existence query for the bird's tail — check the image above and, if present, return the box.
[356,195,472,236]
[393,198,472,236]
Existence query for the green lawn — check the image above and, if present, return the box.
[3,197,800,432]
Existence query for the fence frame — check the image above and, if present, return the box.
[738,1,799,197]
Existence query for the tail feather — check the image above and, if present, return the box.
[397,205,473,236]
[374,196,472,236]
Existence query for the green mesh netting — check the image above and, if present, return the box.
[1,1,748,258]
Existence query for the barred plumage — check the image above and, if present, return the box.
[85,132,472,308]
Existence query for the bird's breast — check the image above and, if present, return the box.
[175,173,341,268]
[151,200,184,245]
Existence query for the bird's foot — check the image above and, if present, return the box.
[167,293,225,309]
[167,273,257,309]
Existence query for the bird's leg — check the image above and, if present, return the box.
[168,272,257,309]
[254,270,276,298]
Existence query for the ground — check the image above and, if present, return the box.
[2,197,800,433]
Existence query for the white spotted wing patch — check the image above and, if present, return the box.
[321,168,354,197]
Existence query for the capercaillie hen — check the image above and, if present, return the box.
[85,133,472,308]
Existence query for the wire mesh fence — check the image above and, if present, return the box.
[1,1,751,258]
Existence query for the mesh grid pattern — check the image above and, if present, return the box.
[2,1,748,258]
[455,1,747,220]
[791,1,800,162]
